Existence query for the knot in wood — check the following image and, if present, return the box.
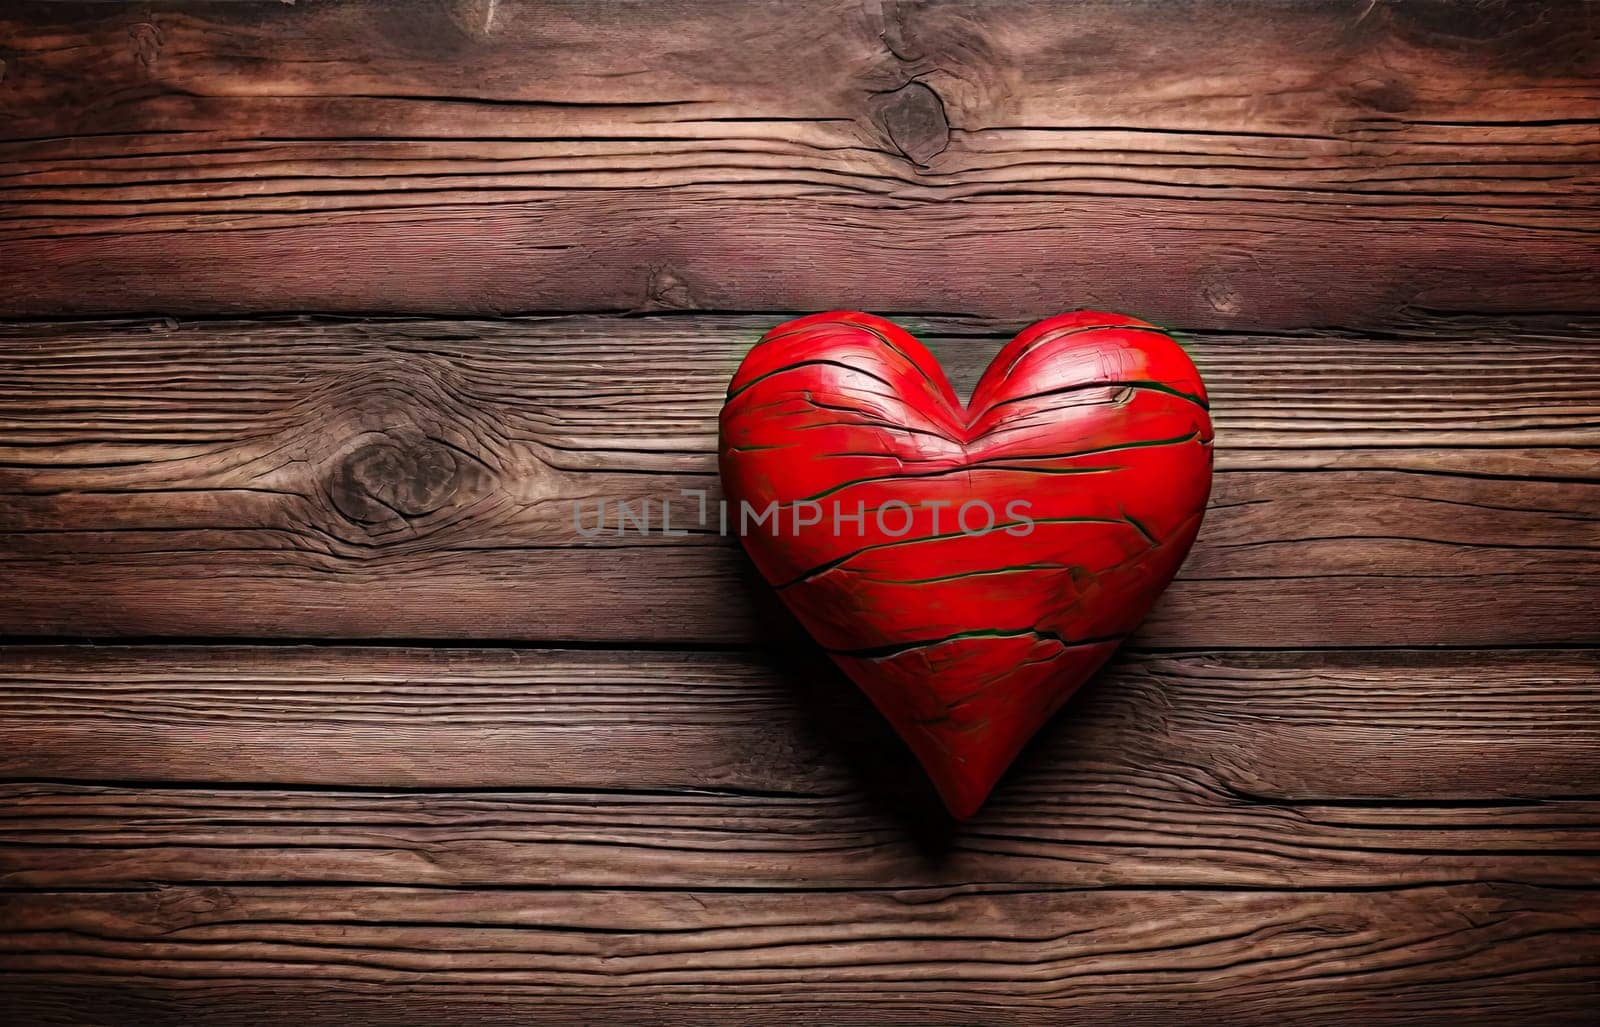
[1348,77,1415,115]
[330,430,464,525]
[645,267,696,310]
[146,885,236,931]
[874,80,949,167]
[129,22,162,69]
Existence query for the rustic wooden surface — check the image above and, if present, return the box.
[3,0,1598,327]
[1,0,1598,1023]
[4,313,1598,647]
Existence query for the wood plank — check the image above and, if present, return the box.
[1,646,1596,892]
[3,314,1597,645]
[1,0,1595,324]
[1,882,1596,1026]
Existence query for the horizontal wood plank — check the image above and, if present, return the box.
[2,882,1597,1026]
[1,0,1595,324]
[3,314,1597,645]
[2,643,1597,1024]
[1,645,1596,892]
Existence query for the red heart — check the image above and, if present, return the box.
[720,312,1213,818]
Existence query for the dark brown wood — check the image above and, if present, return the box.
[1,646,1598,890]
[2,883,1596,1026]
[0,0,1595,325]
[0,646,1596,1024]
[3,314,1596,645]
[3,1,1598,1021]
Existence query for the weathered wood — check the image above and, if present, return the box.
[3,644,1598,1024]
[1,883,1596,1026]
[2,1,1595,1022]
[0,646,1596,892]
[1,0,1595,324]
[3,314,1597,645]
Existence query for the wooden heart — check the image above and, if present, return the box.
[719,312,1214,817]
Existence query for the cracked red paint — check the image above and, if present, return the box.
[720,311,1214,817]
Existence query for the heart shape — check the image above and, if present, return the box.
[719,312,1214,817]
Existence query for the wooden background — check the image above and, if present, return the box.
[1,0,1598,1022]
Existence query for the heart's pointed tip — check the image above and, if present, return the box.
[931,772,1000,822]
[941,795,985,821]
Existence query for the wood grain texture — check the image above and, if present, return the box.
[1,646,1598,890]
[3,0,1598,1021]
[3,313,1596,645]
[0,0,1596,325]
[0,645,1597,1025]
[2,883,1596,1026]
